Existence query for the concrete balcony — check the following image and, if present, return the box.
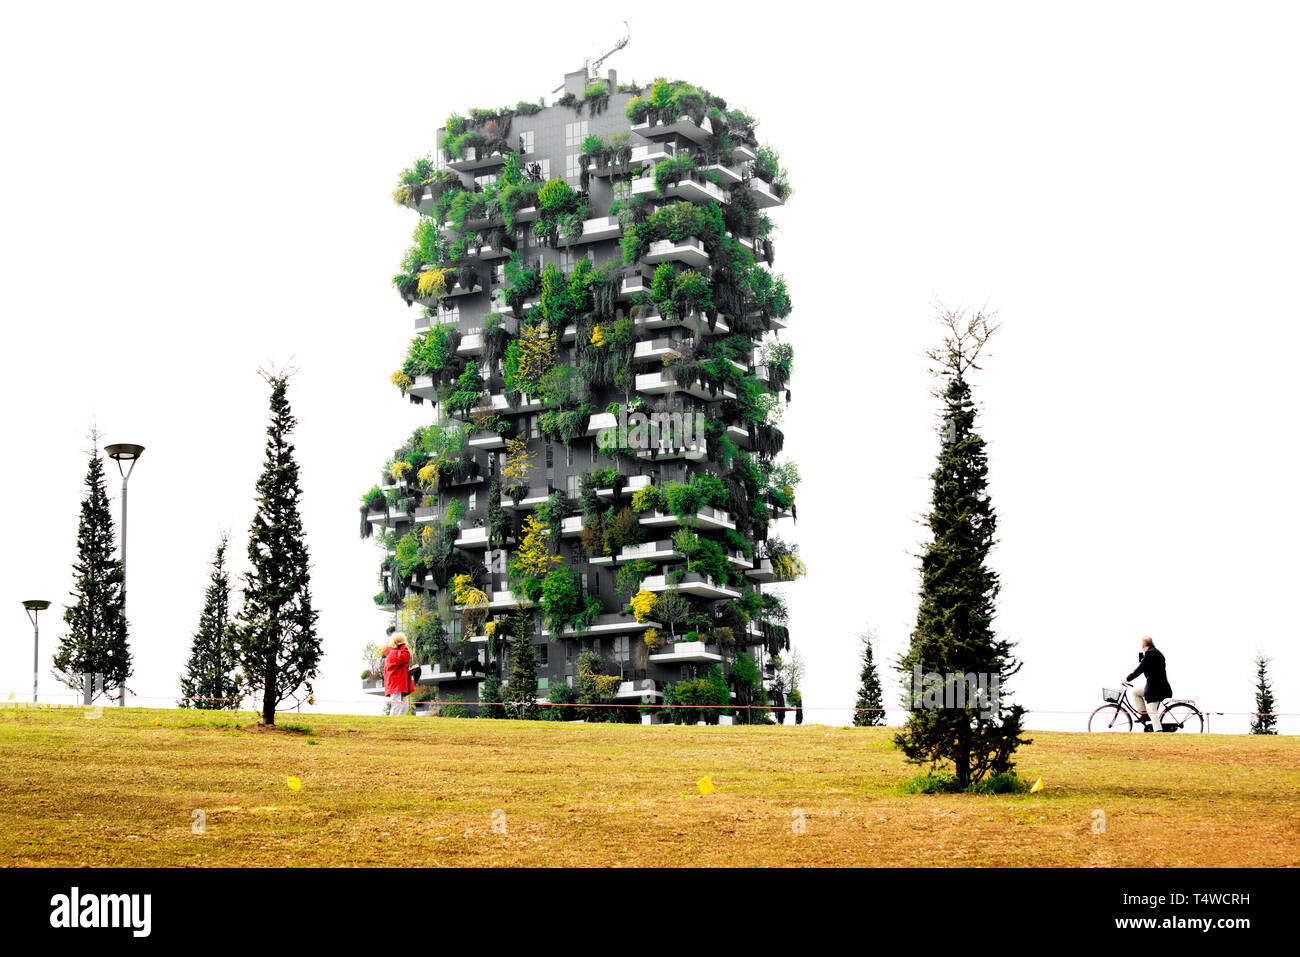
[413,663,486,683]
[726,424,751,448]
[632,114,713,144]
[642,572,740,600]
[597,473,652,499]
[648,640,723,664]
[447,146,511,173]
[630,175,728,206]
[455,332,484,356]
[455,525,492,548]
[562,215,622,246]
[561,515,585,538]
[414,506,440,524]
[620,271,652,299]
[702,163,743,185]
[471,237,516,261]
[633,336,691,363]
[748,177,784,209]
[490,391,546,414]
[638,506,735,531]
[619,539,682,563]
[635,445,706,463]
[726,550,751,569]
[414,311,459,333]
[468,430,508,450]
[616,678,663,700]
[542,613,660,639]
[408,375,440,401]
[585,411,617,438]
[501,486,553,510]
[632,309,730,338]
[732,144,757,163]
[745,558,775,583]
[630,142,676,167]
[635,369,733,401]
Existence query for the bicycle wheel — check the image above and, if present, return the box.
[1088,704,1133,732]
[1161,703,1203,733]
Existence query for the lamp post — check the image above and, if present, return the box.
[105,443,144,708]
[22,600,50,703]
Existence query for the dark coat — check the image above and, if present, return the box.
[1127,646,1172,701]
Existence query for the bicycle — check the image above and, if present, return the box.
[1088,686,1204,733]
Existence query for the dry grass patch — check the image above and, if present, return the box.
[1,707,1297,867]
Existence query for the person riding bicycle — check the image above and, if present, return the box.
[1122,636,1173,731]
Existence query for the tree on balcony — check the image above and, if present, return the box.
[895,311,1028,788]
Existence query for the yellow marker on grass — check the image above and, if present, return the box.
[697,777,715,796]
[152,718,160,726]
[287,776,302,792]
[1030,777,1044,793]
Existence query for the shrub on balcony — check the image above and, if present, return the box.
[629,589,658,624]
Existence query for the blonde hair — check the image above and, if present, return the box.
[391,631,409,647]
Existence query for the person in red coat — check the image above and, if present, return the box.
[382,632,415,716]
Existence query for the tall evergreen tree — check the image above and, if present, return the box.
[53,439,131,703]
[896,311,1029,787]
[179,535,241,709]
[1250,654,1277,735]
[853,631,885,726]
[230,373,320,725]
[505,608,539,720]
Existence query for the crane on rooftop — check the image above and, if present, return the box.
[552,22,631,92]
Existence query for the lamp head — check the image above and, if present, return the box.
[22,600,51,611]
[104,443,145,462]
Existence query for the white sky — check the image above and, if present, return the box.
[2,1,1296,732]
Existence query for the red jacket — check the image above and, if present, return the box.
[382,644,414,695]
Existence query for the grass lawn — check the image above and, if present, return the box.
[1,706,1297,867]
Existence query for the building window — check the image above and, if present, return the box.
[564,120,588,149]
[468,491,477,512]
[565,444,574,468]
[565,153,581,179]
[476,173,497,188]
[519,130,535,154]
[537,644,549,667]
[530,416,540,439]
[537,158,550,179]
[545,445,554,469]
[614,635,629,661]
[566,473,580,498]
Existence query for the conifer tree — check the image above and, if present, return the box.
[505,608,539,720]
[179,535,241,709]
[1251,654,1277,735]
[896,311,1029,787]
[230,373,320,725]
[853,630,885,727]
[54,439,131,703]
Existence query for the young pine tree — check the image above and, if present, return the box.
[54,440,131,703]
[1250,654,1277,735]
[895,311,1029,787]
[230,373,321,725]
[505,608,540,720]
[853,631,885,727]
[179,535,241,709]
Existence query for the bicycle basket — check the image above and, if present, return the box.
[1102,687,1123,703]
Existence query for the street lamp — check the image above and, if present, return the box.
[105,443,144,708]
[22,600,50,703]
